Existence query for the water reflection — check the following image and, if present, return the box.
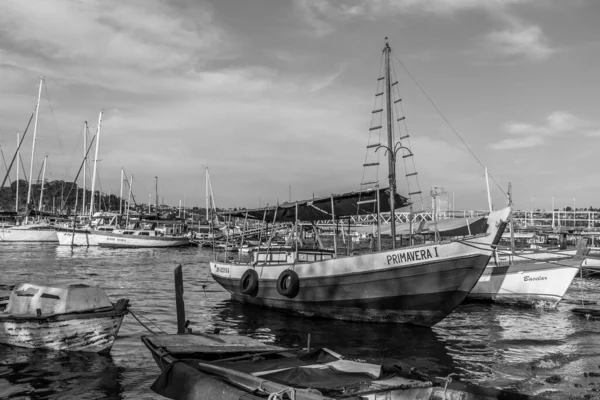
[211,299,454,376]
[0,345,124,399]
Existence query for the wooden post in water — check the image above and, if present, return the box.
[174,264,186,334]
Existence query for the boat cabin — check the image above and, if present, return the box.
[252,249,335,264]
[4,282,113,316]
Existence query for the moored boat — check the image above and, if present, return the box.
[209,38,511,327]
[0,282,129,353]
[92,225,191,248]
[0,222,58,242]
[142,332,550,400]
[467,248,586,308]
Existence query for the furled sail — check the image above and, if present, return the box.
[222,187,409,222]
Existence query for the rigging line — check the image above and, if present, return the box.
[360,52,385,190]
[42,82,66,167]
[390,51,507,198]
[0,148,12,186]
[390,63,424,209]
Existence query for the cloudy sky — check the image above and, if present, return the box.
[1,0,599,212]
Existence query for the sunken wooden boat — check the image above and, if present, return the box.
[0,282,129,353]
[142,332,549,400]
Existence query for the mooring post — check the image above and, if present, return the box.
[174,264,186,334]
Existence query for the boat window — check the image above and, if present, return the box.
[140,232,150,236]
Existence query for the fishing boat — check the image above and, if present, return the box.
[0,282,129,353]
[141,332,549,400]
[209,38,511,327]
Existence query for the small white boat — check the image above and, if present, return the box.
[0,222,58,242]
[0,282,129,353]
[92,227,191,248]
[468,249,585,308]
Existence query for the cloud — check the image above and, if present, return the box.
[491,111,598,150]
[293,0,537,36]
[484,24,555,61]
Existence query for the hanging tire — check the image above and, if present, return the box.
[239,269,259,296]
[276,270,300,298]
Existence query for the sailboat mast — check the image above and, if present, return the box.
[26,77,44,213]
[384,38,397,248]
[38,155,47,212]
[205,167,209,221]
[155,176,158,216]
[119,168,124,215]
[82,121,87,215]
[89,111,102,218]
[15,131,19,213]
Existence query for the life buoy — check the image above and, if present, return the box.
[239,269,259,296]
[276,270,300,298]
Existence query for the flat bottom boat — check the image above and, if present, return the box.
[142,332,549,400]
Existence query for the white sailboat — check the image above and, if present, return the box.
[0,78,58,243]
[57,112,106,246]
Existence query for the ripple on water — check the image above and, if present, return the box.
[1,243,600,399]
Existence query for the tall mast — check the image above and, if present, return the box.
[15,131,20,213]
[155,176,158,216]
[26,77,44,214]
[82,121,87,215]
[89,110,102,218]
[38,155,47,212]
[125,174,133,227]
[119,168,124,215]
[205,167,209,221]
[384,37,397,248]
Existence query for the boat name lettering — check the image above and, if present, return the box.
[106,237,126,242]
[386,247,439,265]
[524,275,547,282]
[216,266,230,274]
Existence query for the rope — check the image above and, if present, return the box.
[267,387,296,400]
[128,308,168,335]
[435,372,457,399]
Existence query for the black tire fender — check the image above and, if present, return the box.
[276,269,300,298]
[239,269,259,296]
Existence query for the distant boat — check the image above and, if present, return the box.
[91,224,191,248]
[0,222,58,242]
[467,246,586,308]
[0,282,129,353]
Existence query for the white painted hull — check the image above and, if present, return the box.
[92,231,190,248]
[57,230,99,246]
[0,226,58,242]
[468,257,582,307]
[0,311,126,353]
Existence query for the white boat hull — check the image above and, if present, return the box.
[0,304,128,353]
[468,256,582,307]
[0,226,58,242]
[92,231,190,248]
[57,230,99,246]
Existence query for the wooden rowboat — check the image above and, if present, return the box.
[0,282,129,353]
